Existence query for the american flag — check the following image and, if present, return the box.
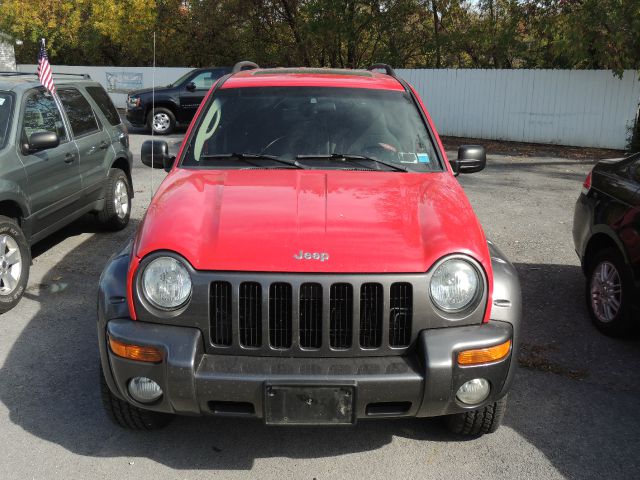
[37,39,56,94]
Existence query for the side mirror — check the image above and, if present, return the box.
[141,140,175,172]
[450,145,486,175]
[185,82,196,92]
[27,131,59,153]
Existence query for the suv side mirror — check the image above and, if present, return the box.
[141,140,175,172]
[450,145,486,175]
[185,82,196,92]
[27,131,59,153]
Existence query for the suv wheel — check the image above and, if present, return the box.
[97,169,131,231]
[100,366,174,430]
[586,247,635,336]
[0,216,30,314]
[148,107,175,135]
[445,396,507,436]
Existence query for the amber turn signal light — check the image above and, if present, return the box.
[458,339,512,366]
[108,337,163,363]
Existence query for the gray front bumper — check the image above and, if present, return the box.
[102,318,514,420]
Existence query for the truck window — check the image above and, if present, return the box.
[86,85,121,126]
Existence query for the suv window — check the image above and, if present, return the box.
[21,89,67,144]
[86,85,121,126]
[0,92,13,149]
[58,87,100,137]
[191,71,216,90]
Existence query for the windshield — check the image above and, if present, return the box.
[183,86,442,172]
[169,70,195,87]
[0,92,13,149]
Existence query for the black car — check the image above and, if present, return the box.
[126,67,230,135]
[573,153,640,336]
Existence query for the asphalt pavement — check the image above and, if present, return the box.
[1,131,638,479]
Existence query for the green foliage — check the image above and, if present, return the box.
[0,0,638,71]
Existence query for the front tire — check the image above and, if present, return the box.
[0,216,30,314]
[100,366,174,430]
[586,247,635,336]
[97,169,131,231]
[445,396,507,436]
[147,107,176,135]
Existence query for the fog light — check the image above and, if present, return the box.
[128,377,163,404]
[456,378,490,405]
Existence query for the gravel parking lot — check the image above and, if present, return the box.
[1,131,639,479]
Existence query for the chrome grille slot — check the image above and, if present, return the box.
[360,283,383,348]
[330,283,353,349]
[389,282,412,347]
[210,281,232,346]
[269,282,292,349]
[299,283,322,348]
[239,282,262,347]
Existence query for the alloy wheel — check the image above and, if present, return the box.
[0,234,22,295]
[590,261,622,323]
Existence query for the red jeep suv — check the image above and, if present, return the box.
[98,63,521,436]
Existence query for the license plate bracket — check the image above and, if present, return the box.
[264,385,355,425]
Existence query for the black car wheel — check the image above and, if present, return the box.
[586,247,635,336]
[148,107,176,135]
[97,169,131,231]
[445,395,507,436]
[0,215,30,314]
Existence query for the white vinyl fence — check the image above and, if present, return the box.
[18,65,640,149]
[397,69,640,150]
[18,64,193,110]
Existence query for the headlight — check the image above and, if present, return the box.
[429,258,481,312]
[142,256,192,310]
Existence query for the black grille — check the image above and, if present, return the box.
[239,282,262,347]
[360,283,383,348]
[210,281,232,346]
[269,283,292,349]
[299,283,322,348]
[330,283,353,349]
[389,283,412,347]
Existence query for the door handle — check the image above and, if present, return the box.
[99,141,109,150]
[64,153,75,164]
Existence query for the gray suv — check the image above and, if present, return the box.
[0,73,133,313]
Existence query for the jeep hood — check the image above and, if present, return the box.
[134,169,491,274]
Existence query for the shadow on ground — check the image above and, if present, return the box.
[0,221,639,474]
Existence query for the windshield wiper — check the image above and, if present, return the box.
[200,153,305,169]
[296,153,409,172]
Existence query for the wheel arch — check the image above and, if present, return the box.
[583,230,627,275]
[144,100,177,121]
[0,199,26,224]
[110,157,134,198]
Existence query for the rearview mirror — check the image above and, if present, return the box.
[450,145,486,175]
[27,131,59,153]
[185,82,196,92]
[141,140,175,172]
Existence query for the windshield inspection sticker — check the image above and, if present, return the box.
[417,153,430,163]
[399,152,418,163]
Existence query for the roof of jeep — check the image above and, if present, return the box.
[0,75,99,93]
[221,67,405,91]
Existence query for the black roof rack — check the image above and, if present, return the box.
[367,64,396,77]
[232,61,259,74]
[0,71,91,79]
